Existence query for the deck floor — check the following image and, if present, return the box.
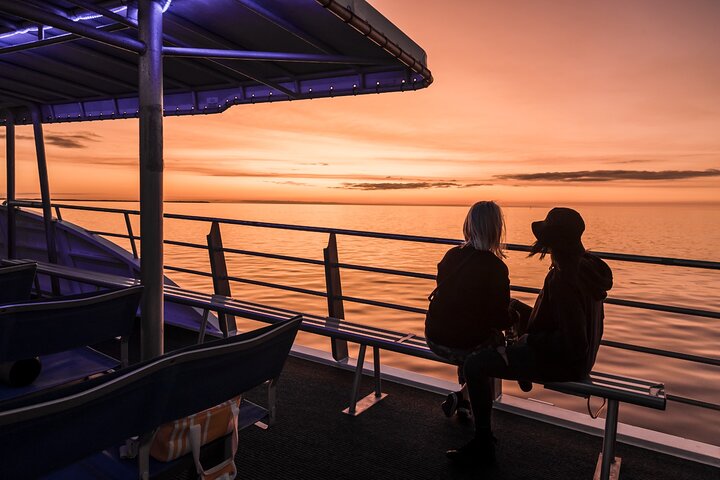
[205,355,716,480]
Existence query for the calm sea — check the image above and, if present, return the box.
[59,202,719,445]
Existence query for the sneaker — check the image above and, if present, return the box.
[517,380,533,392]
[441,392,459,417]
[456,399,472,421]
[446,435,497,465]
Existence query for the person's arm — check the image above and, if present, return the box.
[486,264,514,330]
[527,282,588,361]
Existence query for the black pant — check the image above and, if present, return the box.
[463,345,578,433]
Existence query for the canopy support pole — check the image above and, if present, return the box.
[4,111,15,259]
[138,0,164,359]
[30,106,59,294]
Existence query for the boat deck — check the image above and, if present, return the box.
[197,355,715,480]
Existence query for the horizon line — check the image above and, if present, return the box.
[5,197,720,208]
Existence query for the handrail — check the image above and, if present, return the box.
[7,200,719,395]
[10,200,720,270]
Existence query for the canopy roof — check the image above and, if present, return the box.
[0,0,432,125]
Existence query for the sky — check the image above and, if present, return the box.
[2,0,719,205]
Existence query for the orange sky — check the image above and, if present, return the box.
[2,0,719,205]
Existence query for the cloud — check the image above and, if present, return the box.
[45,132,101,149]
[339,181,467,190]
[0,131,101,149]
[495,169,720,182]
[265,180,314,187]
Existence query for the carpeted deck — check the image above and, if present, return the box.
[229,355,715,480]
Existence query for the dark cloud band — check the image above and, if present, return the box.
[496,169,720,182]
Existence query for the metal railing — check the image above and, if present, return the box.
[8,200,720,413]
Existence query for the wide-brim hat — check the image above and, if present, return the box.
[531,207,585,252]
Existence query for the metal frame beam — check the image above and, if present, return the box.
[0,23,127,55]
[162,46,385,65]
[163,13,298,98]
[0,59,112,97]
[233,0,344,56]
[0,75,75,101]
[0,1,145,54]
[63,0,138,29]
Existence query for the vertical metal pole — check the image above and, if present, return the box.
[138,0,164,359]
[4,112,16,259]
[600,399,619,480]
[207,221,236,336]
[30,106,60,294]
[323,233,349,361]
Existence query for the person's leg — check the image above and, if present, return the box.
[464,348,514,433]
[446,345,537,464]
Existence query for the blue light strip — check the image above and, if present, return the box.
[0,2,173,44]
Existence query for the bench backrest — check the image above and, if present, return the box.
[0,286,143,362]
[0,262,37,304]
[0,317,301,479]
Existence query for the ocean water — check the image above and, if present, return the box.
[57,202,720,445]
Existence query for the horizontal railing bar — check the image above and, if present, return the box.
[226,275,328,298]
[340,294,427,314]
[601,340,720,366]
[604,298,719,320]
[666,394,720,411]
[165,239,207,250]
[336,262,435,280]
[87,230,139,240]
[13,201,720,270]
[222,247,325,266]
[11,200,140,215]
[165,265,214,278]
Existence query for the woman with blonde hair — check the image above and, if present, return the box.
[425,201,515,419]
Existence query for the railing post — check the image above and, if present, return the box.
[30,105,59,295]
[206,221,236,337]
[124,212,138,258]
[323,233,349,361]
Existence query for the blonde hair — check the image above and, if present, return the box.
[462,201,506,258]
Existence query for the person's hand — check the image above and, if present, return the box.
[517,334,529,345]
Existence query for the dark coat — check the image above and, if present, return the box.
[425,246,513,349]
[526,252,613,377]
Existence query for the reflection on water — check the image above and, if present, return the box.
[59,202,719,445]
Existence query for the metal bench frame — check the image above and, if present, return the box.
[7,259,668,480]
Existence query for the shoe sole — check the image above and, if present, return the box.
[441,393,458,417]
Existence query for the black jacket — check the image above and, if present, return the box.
[526,252,613,377]
[425,246,513,349]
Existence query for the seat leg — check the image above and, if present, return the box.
[342,344,388,416]
[373,346,382,398]
[595,399,622,480]
[267,377,278,426]
[344,344,366,415]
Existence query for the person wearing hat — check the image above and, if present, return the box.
[446,207,613,466]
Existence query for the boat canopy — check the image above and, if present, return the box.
[0,0,431,360]
[0,0,432,125]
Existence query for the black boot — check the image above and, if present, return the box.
[441,391,460,417]
[446,433,496,466]
[517,380,533,392]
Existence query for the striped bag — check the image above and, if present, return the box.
[150,396,241,480]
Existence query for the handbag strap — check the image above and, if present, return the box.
[427,248,477,301]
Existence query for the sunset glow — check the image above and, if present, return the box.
[3,0,719,205]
